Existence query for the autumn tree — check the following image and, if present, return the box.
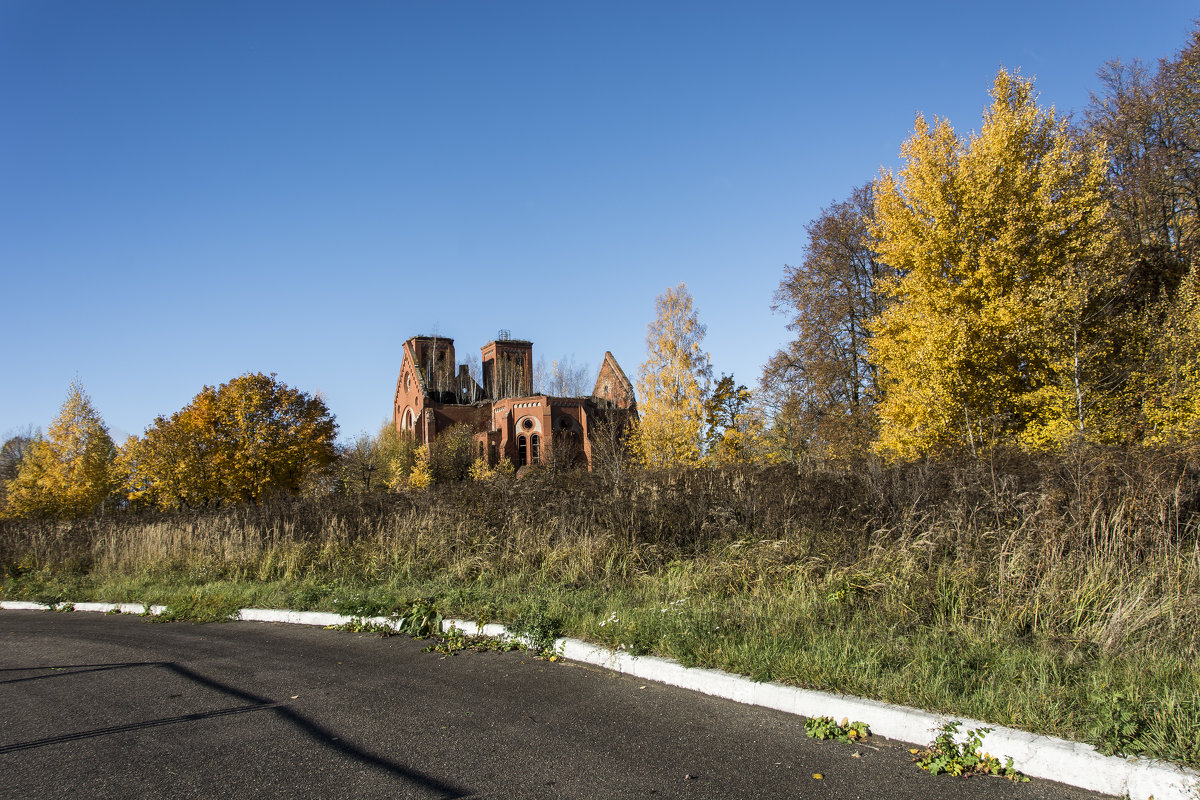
[588,411,634,487]
[339,433,381,493]
[761,183,892,459]
[4,381,118,518]
[703,374,771,465]
[123,372,338,508]
[631,283,712,468]
[1088,28,1200,302]
[337,421,414,494]
[1087,26,1200,440]
[0,428,40,510]
[869,70,1114,458]
[381,424,420,490]
[427,424,476,482]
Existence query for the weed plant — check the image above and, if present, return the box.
[803,716,870,743]
[2,446,1199,767]
[912,722,1028,781]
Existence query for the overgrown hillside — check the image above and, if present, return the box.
[4,449,1198,768]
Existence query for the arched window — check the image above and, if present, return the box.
[518,434,528,465]
[401,408,414,431]
[530,434,540,465]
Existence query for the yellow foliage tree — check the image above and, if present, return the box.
[1144,272,1200,441]
[703,374,775,465]
[337,421,420,494]
[1090,27,1200,443]
[468,454,514,483]
[870,70,1113,458]
[407,444,433,489]
[4,380,118,518]
[631,283,712,468]
[123,372,338,508]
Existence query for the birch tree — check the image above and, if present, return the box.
[631,283,712,468]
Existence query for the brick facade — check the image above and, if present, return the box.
[393,335,637,469]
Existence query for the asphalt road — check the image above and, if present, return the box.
[1,610,1110,800]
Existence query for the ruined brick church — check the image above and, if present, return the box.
[393,334,637,469]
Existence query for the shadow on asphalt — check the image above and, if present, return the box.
[0,661,471,798]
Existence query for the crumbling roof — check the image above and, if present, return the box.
[403,339,430,394]
[593,350,634,398]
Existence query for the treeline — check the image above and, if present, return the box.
[1,375,340,519]
[617,27,1200,470]
[762,28,1200,460]
[0,374,532,520]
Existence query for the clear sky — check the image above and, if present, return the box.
[2,1,1196,444]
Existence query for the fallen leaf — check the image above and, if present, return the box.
[812,773,823,780]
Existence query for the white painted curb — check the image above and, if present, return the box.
[2,601,55,611]
[4,601,1196,800]
[236,608,408,632]
[1,600,167,615]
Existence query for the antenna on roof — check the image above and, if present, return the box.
[498,329,511,341]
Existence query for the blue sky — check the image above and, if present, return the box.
[2,1,1196,444]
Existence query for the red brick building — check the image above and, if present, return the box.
[393,334,636,469]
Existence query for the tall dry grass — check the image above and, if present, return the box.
[4,448,1198,656]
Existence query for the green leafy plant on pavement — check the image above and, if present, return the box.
[803,716,871,743]
[397,597,442,638]
[423,624,525,657]
[325,597,442,638]
[910,721,1028,781]
[325,618,398,636]
[507,604,563,657]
